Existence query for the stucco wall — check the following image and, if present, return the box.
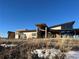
[15,32,19,39]
[23,32,37,39]
[15,31,37,39]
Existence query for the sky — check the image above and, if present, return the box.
[0,0,79,37]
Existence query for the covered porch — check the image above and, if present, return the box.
[35,23,79,39]
[36,23,48,38]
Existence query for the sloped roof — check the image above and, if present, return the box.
[16,29,36,32]
[35,23,48,29]
[8,31,15,33]
[49,21,75,28]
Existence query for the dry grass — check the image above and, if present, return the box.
[0,39,79,59]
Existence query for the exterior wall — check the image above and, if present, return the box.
[8,32,15,39]
[15,31,37,39]
[50,26,61,30]
[62,24,73,29]
[50,24,73,30]
[23,32,37,39]
[15,32,19,39]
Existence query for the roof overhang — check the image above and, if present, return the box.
[16,29,36,32]
[35,23,48,29]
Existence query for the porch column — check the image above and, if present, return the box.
[74,30,76,38]
[45,27,47,38]
[36,27,39,38]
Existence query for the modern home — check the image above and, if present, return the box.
[8,21,79,39]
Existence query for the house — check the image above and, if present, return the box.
[8,31,15,39]
[14,21,79,39]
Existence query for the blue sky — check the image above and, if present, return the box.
[0,0,79,37]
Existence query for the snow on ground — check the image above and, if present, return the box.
[31,48,61,59]
[65,51,79,59]
[32,48,79,59]
[0,44,17,47]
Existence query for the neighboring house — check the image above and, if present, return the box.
[8,31,15,39]
[12,21,79,39]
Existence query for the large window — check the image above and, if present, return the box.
[32,33,36,36]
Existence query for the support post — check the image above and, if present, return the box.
[45,27,47,38]
[36,27,39,38]
[74,30,76,38]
